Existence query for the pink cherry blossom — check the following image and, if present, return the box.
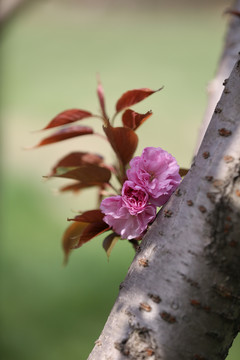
[100,196,156,240]
[122,180,149,215]
[127,147,181,206]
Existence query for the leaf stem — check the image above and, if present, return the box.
[111,111,118,126]
[118,159,127,186]
[107,182,120,195]
[92,114,109,126]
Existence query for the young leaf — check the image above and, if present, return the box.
[179,167,189,177]
[32,125,93,148]
[69,210,110,243]
[102,232,119,259]
[53,164,111,184]
[63,211,110,264]
[51,152,103,175]
[80,221,110,244]
[97,77,108,120]
[68,210,110,247]
[59,182,97,193]
[122,109,153,130]
[42,109,93,130]
[103,125,138,165]
[69,209,104,223]
[62,221,88,264]
[116,87,163,113]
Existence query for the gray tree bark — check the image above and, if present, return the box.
[87,48,240,360]
[195,0,240,154]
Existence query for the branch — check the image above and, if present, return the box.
[0,0,34,26]
[88,58,240,360]
[195,0,240,154]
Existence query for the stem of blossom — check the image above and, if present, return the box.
[92,114,107,123]
[103,116,111,127]
[107,182,120,195]
[97,186,104,208]
[118,159,127,186]
[128,239,139,252]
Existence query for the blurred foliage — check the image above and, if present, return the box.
[0,176,134,359]
[0,1,239,359]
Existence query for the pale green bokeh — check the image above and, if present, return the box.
[1,2,239,359]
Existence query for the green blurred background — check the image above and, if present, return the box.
[1,0,239,359]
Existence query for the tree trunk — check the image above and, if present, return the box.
[195,0,240,154]
[87,2,240,359]
[87,51,240,360]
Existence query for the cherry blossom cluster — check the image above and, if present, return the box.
[101,147,181,240]
[33,80,187,261]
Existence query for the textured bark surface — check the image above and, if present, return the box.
[195,0,240,154]
[88,59,240,360]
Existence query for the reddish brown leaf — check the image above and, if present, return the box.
[62,211,110,264]
[69,209,104,223]
[62,221,88,264]
[59,182,96,193]
[69,212,109,246]
[97,77,108,119]
[102,232,119,259]
[54,163,111,184]
[59,182,107,194]
[42,109,92,130]
[116,87,163,112]
[122,109,153,130]
[179,167,189,177]
[80,222,110,244]
[33,126,93,148]
[51,152,103,175]
[104,125,138,165]
[69,210,110,244]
